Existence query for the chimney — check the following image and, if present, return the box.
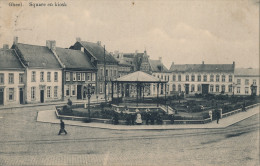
[172,62,174,65]
[46,40,56,50]
[233,61,235,65]
[76,37,81,42]
[13,36,18,44]
[135,50,138,54]
[159,57,162,62]
[202,61,204,64]
[97,41,101,46]
[3,44,9,49]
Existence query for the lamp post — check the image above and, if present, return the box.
[84,84,92,120]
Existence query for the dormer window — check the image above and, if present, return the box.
[158,65,162,71]
[81,47,84,52]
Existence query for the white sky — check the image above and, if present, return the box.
[0,0,259,69]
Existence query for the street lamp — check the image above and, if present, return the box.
[84,84,93,120]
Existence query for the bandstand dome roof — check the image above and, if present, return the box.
[114,71,167,83]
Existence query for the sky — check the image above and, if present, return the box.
[0,0,259,69]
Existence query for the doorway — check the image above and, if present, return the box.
[202,84,209,95]
[0,88,4,105]
[40,90,44,103]
[77,85,82,99]
[185,84,189,94]
[19,88,23,104]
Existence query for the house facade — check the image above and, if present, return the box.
[169,62,235,95]
[12,38,63,104]
[0,46,26,106]
[234,68,260,96]
[53,42,97,100]
[71,39,118,99]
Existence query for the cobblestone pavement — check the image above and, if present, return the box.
[0,106,259,166]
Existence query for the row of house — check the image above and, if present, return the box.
[0,37,259,106]
[0,37,122,106]
[115,51,259,97]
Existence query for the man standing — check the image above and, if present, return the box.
[58,119,67,135]
[216,109,221,124]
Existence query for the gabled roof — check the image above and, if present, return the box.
[169,63,234,73]
[0,49,24,69]
[149,59,169,72]
[13,43,62,69]
[55,47,96,70]
[115,71,166,83]
[235,68,260,76]
[78,41,118,63]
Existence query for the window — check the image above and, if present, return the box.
[210,75,214,82]
[153,84,155,92]
[47,86,51,98]
[216,85,219,92]
[237,87,240,94]
[71,85,76,96]
[167,76,169,81]
[9,88,14,101]
[165,76,167,81]
[197,75,201,81]
[210,85,214,92]
[73,72,76,81]
[216,75,219,82]
[228,85,232,93]
[203,75,207,82]
[40,72,44,82]
[197,85,201,91]
[47,72,51,82]
[221,85,225,93]
[161,75,163,80]
[92,73,96,81]
[32,71,36,82]
[253,79,256,85]
[114,70,117,77]
[54,86,58,98]
[245,87,249,94]
[191,84,195,92]
[245,79,249,85]
[9,73,14,84]
[178,84,181,92]
[191,75,195,81]
[172,84,176,91]
[0,73,4,84]
[105,69,108,76]
[54,72,58,82]
[178,75,181,81]
[19,73,24,84]
[186,75,189,81]
[172,75,176,81]
[110,69,113,77]
[65,85,70,96]
[229,75,232,82]
[31,87,36,100]
[222,75,225,82]
[66,72,70,81]
[82,73,85,81]
[100,69,104,77]
[87,73,91,81]
[100,83,103,93]
[77,73,81,81]
[237,79,241,85]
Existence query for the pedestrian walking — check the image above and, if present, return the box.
[58,119,67,135]
[216,109,221,124]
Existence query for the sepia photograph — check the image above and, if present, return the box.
[0,0,259,165]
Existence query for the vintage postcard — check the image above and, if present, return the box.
[0,0,259,165]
